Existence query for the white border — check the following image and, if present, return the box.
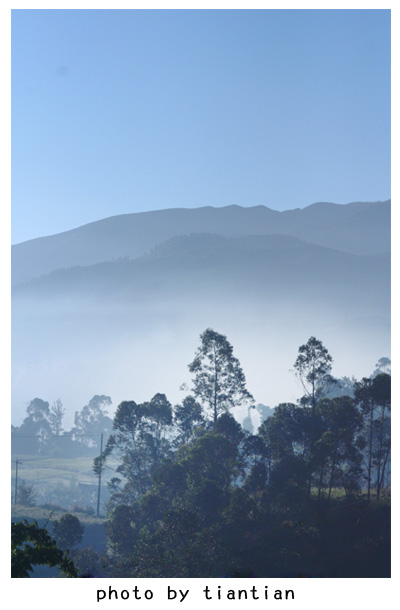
[4,4,396,608]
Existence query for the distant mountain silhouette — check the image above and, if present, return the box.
[12,200,390,286]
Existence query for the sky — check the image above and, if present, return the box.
[11,8,391,244]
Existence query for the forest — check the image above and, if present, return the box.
[11,330,391,578]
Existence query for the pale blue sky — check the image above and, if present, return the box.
[11,9,391,244]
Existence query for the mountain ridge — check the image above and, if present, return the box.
[12,200,390,287]
[13,199,388,246]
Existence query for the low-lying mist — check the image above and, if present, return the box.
[12,217,390,428]
[12,289,389,428]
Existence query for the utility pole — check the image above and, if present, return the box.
[14,459,20,504]
[96,433,103,517]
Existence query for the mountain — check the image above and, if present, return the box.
[13,233,389,314]
[11,201,390,426]
[11,200,390,287]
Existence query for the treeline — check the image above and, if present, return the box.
[91,331,390,577]
[12,330,391,577]
[11,395,113,457]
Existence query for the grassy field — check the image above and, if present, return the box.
[11,453,119,511]
[11,454,106,486]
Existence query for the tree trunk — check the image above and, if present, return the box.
[367,404,373,501]
[376,405,386,501]
[213,346,218,430]
[379,440,391,496]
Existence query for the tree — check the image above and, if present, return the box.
[314,396,364,500]
[258,402,311,464]
[106,504,141,559]
[26,397,50,423]
[370,374,391,499]
[49,399,65,436]
[52,513,85,551]
[97,394,173,505]
[258,402,312,493]
[12,520,77,578]
[242,434,269,495]
[293,337,335,414]
[17,480,36,507]
[188,328,254,428]
[355,373,391,500]
[71,546,109,578]
[372,357,391,378]
[215,412,245,449]
[161,431,239,525]
[354,377,374,499]
[173,395,205,446]
[13,398,52,453]
[72,395,113,449]
[104,421,242,577]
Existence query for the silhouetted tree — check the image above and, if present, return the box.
[293,337,335,414]
[49,399,65,436]
[173,395,205,446]
[259,402,311,464]
[17,480,36,507]
[372,357,391,378]
[354,375,391,500]
[12,520,77,578]
[97,394,173,505]
[52,513,84,551]
[315,396,364,500]
[13,398,52,453]
[188,328,254,428]
[370,374,391,499]
[72,395,113,449]
[215,412,245,448]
